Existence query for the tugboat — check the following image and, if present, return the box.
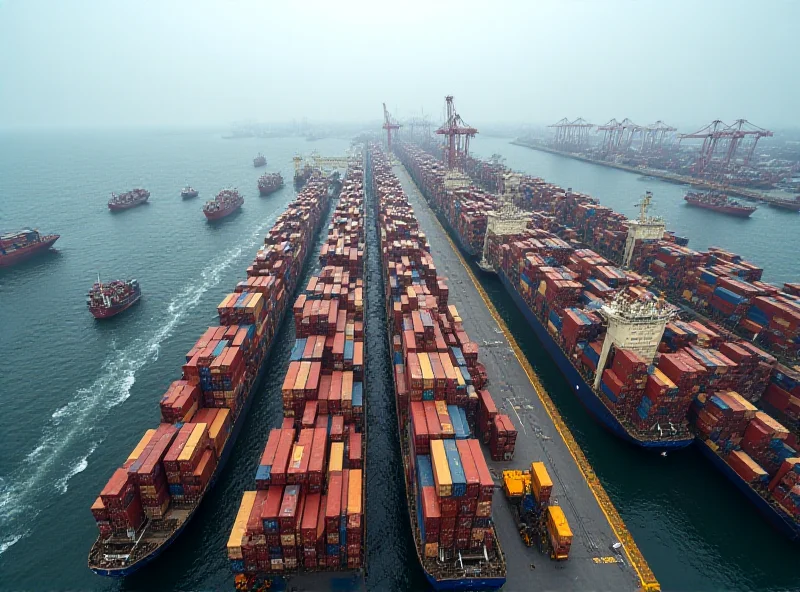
[0,228,60,268]
[257,172,284,196]
[684,191,756,217]
[181,186,199,199]
[108,189,150,211]
[87,277,142,319]
[203,188,244,221]
[253,153,267,168]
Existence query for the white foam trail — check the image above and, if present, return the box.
[0,218,273,551]
[0,533,26,556]
[54,442,98,494]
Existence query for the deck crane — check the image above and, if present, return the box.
[382,103,401,152]
[435,95,478,170]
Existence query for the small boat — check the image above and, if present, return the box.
[87,277,141,319]
[253,154,267,168]
[181,186,199,199]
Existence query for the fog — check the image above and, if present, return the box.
[1,0,797,130]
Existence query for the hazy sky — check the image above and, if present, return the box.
[1,0,797,130]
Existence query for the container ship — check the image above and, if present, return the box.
[295,163,314,190]
[254,154,267,168]
[87,176,335,577]
[369,146,507,589]
[401,143,800,536]
[181,186,199,199]
[684,191,757,217]
[227,160,366,590]
[769,195,800,212]
[397,143,693,450]
[108,189,150,211]
[258,172,284,197]
[203,189,244,221]
[87,278,142,319]
[0,228,60,267]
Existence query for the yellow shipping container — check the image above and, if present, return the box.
[727,391,757,417]
[294,361,311,392]
[126,429,156,463]
[209,408,231,445]
[430,439,452,497]
[547,505,573,540]
[347,469,363,515]
[227,491,256,559]
[682,289,693,301]
[329,442,344,473]
[179,423,208,462]
[538,281,547,296]
[651,367,677,389]
[531,462,553,502]
[418,353,434,390]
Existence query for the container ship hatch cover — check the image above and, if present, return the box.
[369,144,655,592]
[87,174,339,577]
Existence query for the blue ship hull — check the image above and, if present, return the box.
[696,439,800,541]
[423,573,506,591]
[497,268,693,451]
[90,192,334,578]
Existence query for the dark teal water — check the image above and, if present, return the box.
[0,130,798,592]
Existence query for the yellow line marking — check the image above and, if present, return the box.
[399,165,661,592]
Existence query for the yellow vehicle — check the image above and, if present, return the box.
[502,464,572,561]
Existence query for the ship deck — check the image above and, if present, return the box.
[394,162,656,592]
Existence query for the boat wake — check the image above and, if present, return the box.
[0,218,274,555]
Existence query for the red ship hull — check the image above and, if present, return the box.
[108,197,149,211]
[0,235,59,267]
[685,197,755,217]
[89,292,142,319]
[258,185,283,197]
[203,203,242,220]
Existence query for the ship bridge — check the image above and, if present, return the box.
[622,191,666,268]
[593,291,677,390]
[293,151,357,176]
[478,172,531,272]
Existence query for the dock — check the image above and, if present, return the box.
[393,162,659,592]
[512,140,799,208]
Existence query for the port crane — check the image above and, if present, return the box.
[678,119,773,173]
[436,95,478,170]
[548,117,594,151]
[382,103,401,152]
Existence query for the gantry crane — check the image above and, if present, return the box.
[679,119,773,173]
[436,95,478,170]
[548,118,594,150]
[382,103,401,152]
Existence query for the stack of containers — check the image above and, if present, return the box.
[761,364,800,429]
[399,144,800,534]
[91,178,332,545]
[373,145,507,566]
[228,163,366,577]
